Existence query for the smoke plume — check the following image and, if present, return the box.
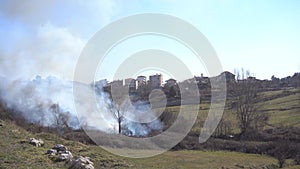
[0,0,162,136]
[0,75,162,136]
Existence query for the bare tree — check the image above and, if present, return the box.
[230,69,266,137]
[107,100,124,134]
[214,117,233,138]
[49,104,71,134]
[268,140,297,168]
[107,83,129,134]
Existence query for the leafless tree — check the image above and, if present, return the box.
[214,118,233,137]
[49,104,71,134]
[107,100,124,134]
[230,68,266,137]
[107,83,129,134]
[269,140,298,168]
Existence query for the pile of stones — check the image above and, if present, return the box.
[46,144,73,161]
[27,138,94,169]
[46,144,94,169]
[67,156,95,169]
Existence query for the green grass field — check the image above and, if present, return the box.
[129,150,279,169]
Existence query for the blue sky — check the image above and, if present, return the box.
[0,0,299,82]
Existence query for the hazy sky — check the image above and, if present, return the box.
[1,0,299,82]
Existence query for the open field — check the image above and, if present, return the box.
[129,150,279,169]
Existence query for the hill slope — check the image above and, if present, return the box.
[0,88,299,168]
[0,120,285,169]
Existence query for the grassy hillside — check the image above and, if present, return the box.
[0,88,299,169]
[229,88,300,128]
[258,89,300,127]
[0,119,288,169]
[164,88,300,135]
[0,120,131,169]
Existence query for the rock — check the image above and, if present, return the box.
[46,149,57,156]
[29,138,44,147]
[58,150,73,161]
[68,156,94,169]
[53,144,67,152]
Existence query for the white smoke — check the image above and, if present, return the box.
[0,76,77,127]
[0,23,84,80]
[0,0,162,136]
[124,120,163,137]
[118,101,163,136]
[0,75,162,136]
[120,101,163,136]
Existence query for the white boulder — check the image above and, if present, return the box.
[68,156,94,169]
[58,150,73,161]
[29,138,44,147]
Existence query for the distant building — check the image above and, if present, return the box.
[194,74,209,84]
[125,78,138,94]
[124,78,135,86]
[164,78,180,98]
[165,78,177,87]
[137,76,146,88]
[221,71,235,82]
[149,74,163,89]
[210,71,236,86]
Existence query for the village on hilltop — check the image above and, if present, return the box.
[94,71,300,102]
